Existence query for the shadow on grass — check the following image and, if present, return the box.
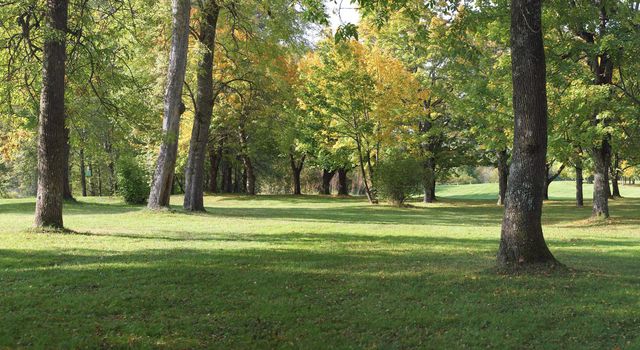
[0,245,638,348]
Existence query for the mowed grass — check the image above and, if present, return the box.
[0,182,639,349]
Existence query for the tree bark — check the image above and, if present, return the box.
[208,140,223,193]
[611,153,621,198]
[35,0,68,229]
[62,126,75,201]
[321,169,336,195]
[544,162,565,200]
[497,149,509,206]
[183,1,220,211]
[591,140,610,218]
[222,157,233,193]
[337,168,349,196]
[575,163,584,207]
[79,148,87,197]
[290,153,305,195]
[423,157,436,203]
[238,122,256,195]
[497,0,557,267]
[147,0,191,209]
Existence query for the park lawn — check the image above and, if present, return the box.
[0,183,639,349]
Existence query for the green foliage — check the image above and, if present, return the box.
[116,157,149,205]
[374,152,424,206]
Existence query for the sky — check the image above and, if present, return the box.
[306,0,360,44]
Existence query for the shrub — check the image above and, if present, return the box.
[374,154,424,206]
[117,156,150,204]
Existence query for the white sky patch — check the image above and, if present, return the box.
[306,0,361,44]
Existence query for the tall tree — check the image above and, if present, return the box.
[34,0,69,229]
[497,0,557,266]
[148,0,191,209]
[184,0,220,211]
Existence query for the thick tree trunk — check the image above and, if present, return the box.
[497,149,509,206]
[497,0,556,267]
[62,126,75,201]
[575,163,584,208]
[183,1,220,211]
[148,0,191,209]
[35,0,68,229]
[290,153,305,195]
[321,169,335,195]
[591,140,610,218]
[79,148,87,197]
[208,140,223,193]
[337,168,349,196]
[423,157,436,203]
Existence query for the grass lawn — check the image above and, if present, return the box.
[0,182,639,349]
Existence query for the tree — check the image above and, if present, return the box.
[34,0,69,229]
[183,0,220,211]
[148,0,191,209]
[497,0,557,267]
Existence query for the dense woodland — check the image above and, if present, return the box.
[1,0,640,267]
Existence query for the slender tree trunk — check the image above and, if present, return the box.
[611,153,621,198]
[355,140,376,203]
[497,149,509,205]
[97,166,102,196]
[222,158,233,193]
[148,0,191,209]
[497,0,557,267]
[321,169,336,195]
[62,126,75,201]
[575,163,584,208]
[591,140,610,218]
[423,157,436,203]
[289,153,305,195]
[337,168,349,196]
[208,140,222,193]
[184,1,220,211]
[35,0,68,229]
[544,163,565,201]
[79,148,87,197]
[238,123,256,195]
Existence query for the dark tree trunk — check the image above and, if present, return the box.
[237,121,256,195]
[62,126,75,201]
[79,148,87,197]
[148,0,191,209]
[321,169,336,195]
[233,165,242,193]
[423,157,436,203]
[575,163,584,208]
[497,0,557,267]
[35,0,68,229]
[183,1,220,211]
[591,140,610,218]
[97,166,102,196]
[497,149,509,205]
[290,153,305,195]
[208,140,223,193]
[611,153,621,198]
[337,168,349,196]
[544,162,565,201]
[222,158,233,193]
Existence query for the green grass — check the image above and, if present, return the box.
[0,182,639,349]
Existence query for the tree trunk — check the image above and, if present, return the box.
[423,157,436,203]
[497,149,509,206]
[321,169,336,195]
[544,162,565,201]
[611,153,621,198]
[183,1,220,211]
[63,126,75,201]
[575,163,584,208]
[289,153,305,195]
[222,158,233,193]
[238,123,256,195]
[591,140,610,218]
[79,148,87,197]
[208,140,223,193]
[35,0,68,229]
[337,168,349,196]
[497,0,557,267]
[147,0,191,209]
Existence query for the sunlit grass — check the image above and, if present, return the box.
[0,183,638,348]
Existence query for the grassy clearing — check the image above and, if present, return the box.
[0,183,639,349]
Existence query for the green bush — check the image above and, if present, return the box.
[374,154,424,206]
[117,157,150,205]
